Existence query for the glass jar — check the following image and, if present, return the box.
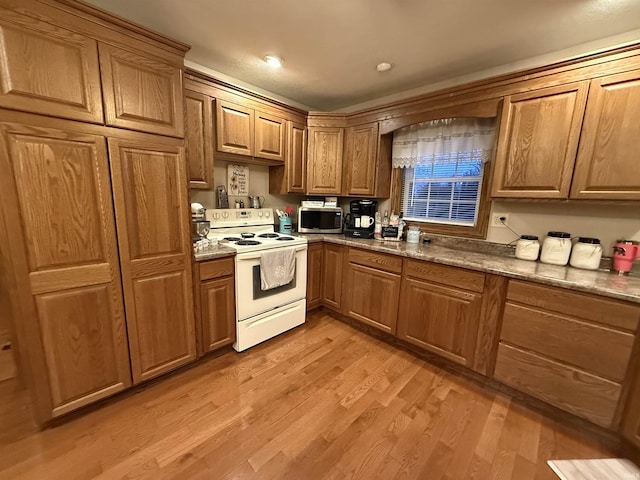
[406,226,420,244]
[569,237,602,270]
[515,235,540,261]
[540,231,572,265]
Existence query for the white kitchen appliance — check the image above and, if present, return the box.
[205,208,308,351]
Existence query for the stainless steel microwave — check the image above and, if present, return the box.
[298,207,343,233]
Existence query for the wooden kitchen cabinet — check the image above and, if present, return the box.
[0,10,104,124]
[270,121,307,194]
[344,248,402,334]
[571,69,640,200]
[0,118,132,422]
[397,260,485,367]
[342,122,391,198]
[197,257,236,354]
[491,82,589,198]
[254,110,286,162]
[108,136,196,384]
[307,127,344,195]
[185,90,214,189]
[321,243,345,312]
[622,365,640,450]
[99,43,184,138]
[493,280,639,428]
[306,243,323,311]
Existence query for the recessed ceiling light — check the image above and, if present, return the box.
[376,62,392,72]
[264,55,282,68]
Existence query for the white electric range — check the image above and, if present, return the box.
[205,208,307,352]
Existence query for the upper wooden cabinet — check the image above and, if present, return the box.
[0,11,103,123]
[185,90,214,189]
[270,120,307,194]
[491,82,589,198]
[571,70,640,200]
[343,122,387,197]
[307,126,344,195]
[99,44,184,138]
[215,98,286,161]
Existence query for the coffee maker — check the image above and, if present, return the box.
[344,199,378,238]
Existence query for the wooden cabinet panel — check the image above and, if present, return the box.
[494,343,621,428]
[0,122,130,419]
[622,367,640,449]
[307,127,344,195]
[321,243,344,311]
[344,263,400,334]
[0,12,103,123]
[404,259,485,293]
[571,70,640,199]
[397,277,482,367]
[216,99,254,156]
[348,248,403,274]
[185,90,213,189]
[343,122,378,196]
[306,243,323,311]
[99,44,184,137]
[491,82,589,198]
[501,302,634,382]
[255,110,285,162]
[199,257,234,281]
[200,276,236,353]
[287,121,307,193]
[108,137,195,384]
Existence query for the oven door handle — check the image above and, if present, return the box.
[236,246,307,261]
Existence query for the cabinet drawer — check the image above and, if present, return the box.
[494,343,621,428]
[507,280,640,331]
[404,260,484,293]
[348,248,402,274]
[199,257,235,281]
[501,303,634,382]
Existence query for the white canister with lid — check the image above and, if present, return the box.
[540,231,572,265]
[406,226,420,244]
[515,235,540,261]
[569,237,602,270]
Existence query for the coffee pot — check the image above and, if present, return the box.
[248,195,264,209]
[613,240,640,275]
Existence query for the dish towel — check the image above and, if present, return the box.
[260,247,296,290]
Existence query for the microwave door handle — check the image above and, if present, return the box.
[236,246,307,261]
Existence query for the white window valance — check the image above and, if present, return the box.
[392,117,497,169]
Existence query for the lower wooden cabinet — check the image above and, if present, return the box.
[195,257,236,354]
[622,367,640,449]
[493,280,640,428]
[321,243,345,311]
[398,260,482,368]
[306,243,323,311]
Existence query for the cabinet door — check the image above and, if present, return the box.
[571,70,640,200]
[0,12,103,123]
[322,243,344,311]
[491,82,589,198]
[255,110,285,162]
[307,127,344,195]
[0,122,131,419]
[99,44,184,137]
[397,278,482,367]
[306,243,323,310]
[216,99,254,156]
[344,263,400,333]
[622,367,640,449]
[200,276,236,353]
[185,90,214,189]
[108,137,196,383]
[343,122,378,196]
[287,121,307,193]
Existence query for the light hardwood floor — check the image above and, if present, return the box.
[0,311,618,479]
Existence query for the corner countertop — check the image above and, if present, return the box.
[298,234,640,304]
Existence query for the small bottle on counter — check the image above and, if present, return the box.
[569,237,603,270]
[374,212,382,240]
[515,235,540,261]
[540,231,572,265]
[382,210,389,228]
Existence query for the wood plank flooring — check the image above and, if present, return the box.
[0,311,619,479]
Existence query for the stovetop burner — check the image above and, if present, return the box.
[236,240,261,246]
[224,237,242,241]
[277,236,295,241]
[258,233,279,238]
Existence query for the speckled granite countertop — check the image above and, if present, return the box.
[298,234,640,304]
[193,244,236,262]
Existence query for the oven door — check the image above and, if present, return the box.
[235,246,307,321]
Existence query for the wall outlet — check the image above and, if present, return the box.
[491,213,510,228]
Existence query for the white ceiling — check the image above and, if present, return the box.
[87,0,640,111]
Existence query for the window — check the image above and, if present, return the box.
[392,118,496,236]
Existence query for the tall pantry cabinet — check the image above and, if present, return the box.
[0,0,194,424]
